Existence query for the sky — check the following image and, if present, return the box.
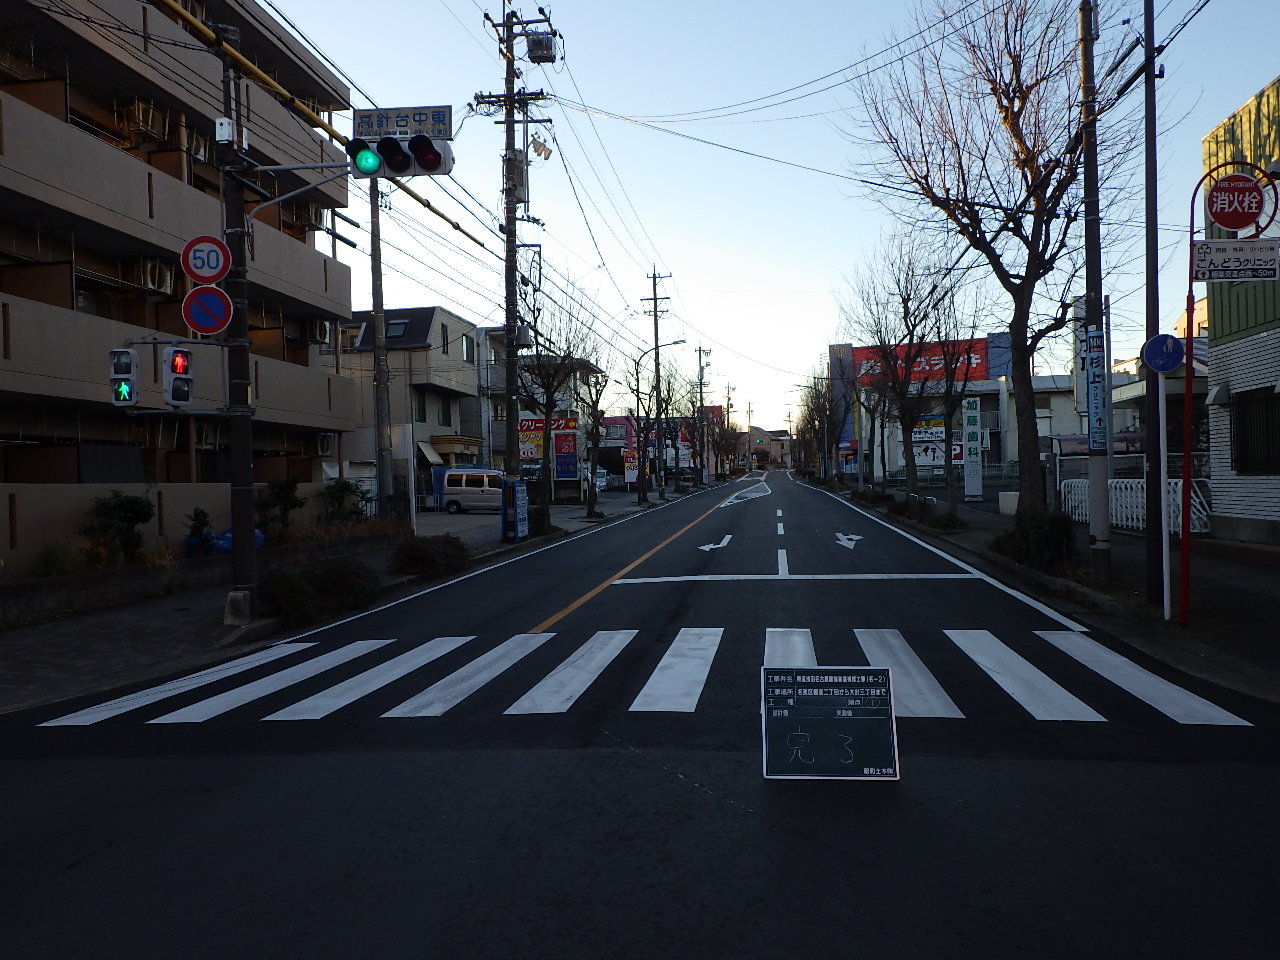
[264,0,1277,431]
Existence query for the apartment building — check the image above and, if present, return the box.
[342,307,482,511]
[0,0,357,573]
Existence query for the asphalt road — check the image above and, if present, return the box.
[3,472,1277,958]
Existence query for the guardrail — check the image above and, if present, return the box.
[1059,479,1211,534]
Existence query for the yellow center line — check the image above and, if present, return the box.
[529,489,742,634]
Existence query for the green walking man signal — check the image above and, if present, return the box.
[109,348,138,407]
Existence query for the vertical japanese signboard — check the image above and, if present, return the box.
[762,667,899,780]
[962,396,983,502]
[1084,323,1107,451]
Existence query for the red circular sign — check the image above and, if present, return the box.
[182,285,233,336]
[1206,174,1265,232]
[181,235,231,284]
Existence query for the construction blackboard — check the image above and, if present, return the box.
[762,667,900,780]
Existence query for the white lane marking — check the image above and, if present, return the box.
[776,509,783,517]
[614,573,977,584]
[38,643,316,726]
[777,550,790,575]
[630,628,722,712]
[854,628,965,718]
[262,636,474,721]
[812,486,1089,632]
[149,640,393,723]
[945,629,1105,721]
[777,522,785,535]
[505,630,637,714]
[698,534,732,552]
[836,533,863,549]
[764,628,817,667]
[1037,630,1251,726]
[720,481,772,507]
[383,633,555,717]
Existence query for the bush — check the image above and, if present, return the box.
[316,478,373,523]
[256,478,308,544]
[989,510,1078,575]
[79,490,155,568]
[259,558,382,627]
[32,542,87,578]
[391,534,471,580]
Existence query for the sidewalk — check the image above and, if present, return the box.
[1,480,1277,715]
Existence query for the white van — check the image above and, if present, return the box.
[438,468,505,513]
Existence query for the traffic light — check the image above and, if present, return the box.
[109,348,138,407]
[162,347,193,406]
[345,135,454,178]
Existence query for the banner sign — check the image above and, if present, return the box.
[762,667,899,780]
[852,339,988,384]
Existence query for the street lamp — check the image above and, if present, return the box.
[635,338,685,502]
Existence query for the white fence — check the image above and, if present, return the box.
[1059,479,1211,535]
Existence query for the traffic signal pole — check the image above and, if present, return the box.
[215,26,257,624]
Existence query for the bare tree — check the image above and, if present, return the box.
[851,0,1133,517]
[519,298,596,535]
[840,237,958,505]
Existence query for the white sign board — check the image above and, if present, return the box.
[1193,239,1279,282]
[353,106,453,141]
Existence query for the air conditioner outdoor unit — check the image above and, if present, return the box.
[309,320,331,344]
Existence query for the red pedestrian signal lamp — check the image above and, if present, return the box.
[109,348,138,407]
[162,347,193,407]
[345,135,454,179]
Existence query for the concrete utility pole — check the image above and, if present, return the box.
[1080,0,1111,588]
[214,26,256,624]
[642,269,670,499]
[1141,0,1164,606]
[368,178,393,517]
[697,346,711,482]
[476,7,552,495]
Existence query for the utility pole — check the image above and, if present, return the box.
[1141,0,1163,606]
[1080,0,1111,588]
[642,269,670,499]
[369,178,393,517]
[214,25,256,624]
[697,346,711,482]
[475,7,553,512]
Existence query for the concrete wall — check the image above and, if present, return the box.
[0,480,356,577]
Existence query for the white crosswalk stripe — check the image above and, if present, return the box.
[35,626,1252,728]
[630,628,722,712]
[855,628,965,719]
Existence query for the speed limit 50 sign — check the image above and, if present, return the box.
[181,235,231,284]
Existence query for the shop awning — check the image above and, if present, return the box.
[416,440,444,465]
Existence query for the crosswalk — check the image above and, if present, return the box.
[37,625,1251,728]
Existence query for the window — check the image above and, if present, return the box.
[412,388,428,423]
[463,335,475,363]
[606,423,627,440]
[438,396,453,427]
[387,320,409,338]
[1230,388,1280,475]
[464,473,484,488]
[440,323,450,354]
[494,401,506,421]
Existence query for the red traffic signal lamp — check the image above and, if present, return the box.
[109,348,138,407]
[346,135,454,179]
[162,346,193,406]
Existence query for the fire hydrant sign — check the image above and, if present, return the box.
[762,667,899,780]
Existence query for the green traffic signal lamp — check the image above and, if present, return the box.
[346,137,381,177]
[109,348,138,407]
